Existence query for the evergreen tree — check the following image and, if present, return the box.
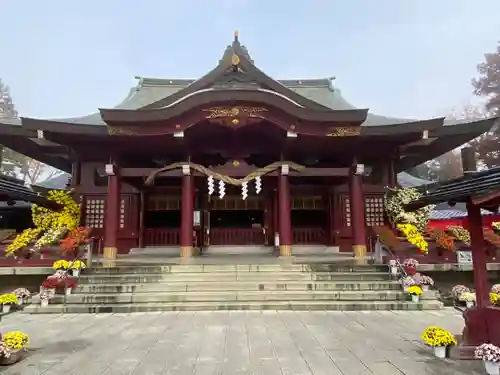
[471,42,500,168]
[473,42,500,116]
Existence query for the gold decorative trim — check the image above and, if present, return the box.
[280,245,292,257]
[202,106,267,119]
[180,246,194,258]
[327,127,361,137]
[352,244,367,258]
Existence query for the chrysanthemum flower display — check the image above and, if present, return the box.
[421,326,457,347]
[5,190,82,256]
[384,187,432,255]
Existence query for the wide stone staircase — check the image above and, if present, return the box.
[24,262,443,313]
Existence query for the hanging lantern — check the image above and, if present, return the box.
[207,176,214,195]
[241,181,248,200]
[218,180,226,199]
[255,176,262,194]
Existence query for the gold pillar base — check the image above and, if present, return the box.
[180,246,194,258]
[102,246,117,268]
[279,245,292,257]
[353,244,367,258]
[352,244,368,264]
[103,246,117,259]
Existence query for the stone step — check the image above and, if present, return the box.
[51,290,436,304]
[86,264,388,274]
[74,280,402,293]
[24,299,443,314]
[79,272,392,284]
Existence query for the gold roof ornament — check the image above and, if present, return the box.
[231,54,240,66]
[234,30,239,38]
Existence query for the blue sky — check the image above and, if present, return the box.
[2,0,500,119]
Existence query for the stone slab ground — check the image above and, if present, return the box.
[0,309,486,375]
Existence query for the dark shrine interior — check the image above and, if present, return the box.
[144,209,326,228]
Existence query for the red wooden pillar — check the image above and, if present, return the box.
[103,161,120,260]
[138,191,145,248]
[466,200,490,307]
[180,165,194,257]
[349,164,367,258]
[278,165,292,256]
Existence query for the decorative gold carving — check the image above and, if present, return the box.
[327,127,361,137]
[231,118,240,124]
[232,160,240,167]
[231,54,240,66]
[107,126,137,136]
[202,106,267,119]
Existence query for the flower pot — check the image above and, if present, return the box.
[411,295,420,303]
[72,269,80,277]
[434,346,446,358]
[390,266,398,275]
[2,304,11,313]
[466,301,474,308]
[65,288,72,296]
[404,266,417,276]
[0,348,25,365]
[41,299,49,307]
[17,298,23,306]
[484,360,500,375]
[422,285,429,292]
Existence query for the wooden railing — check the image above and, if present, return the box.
[292,228,325,244]
[144,228,179,246]
[210,228,265,245]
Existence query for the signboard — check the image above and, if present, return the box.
[457,251,473,264]
[193,211,201,227]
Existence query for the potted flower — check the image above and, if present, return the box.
[12,288,30,306]
[459,292,476,308]
[388,259,399,275]
[491,284,500,294]
[0,331,29,365]
[407,285,423,303]
[0,293,18,313]
[64,277,78,295]
[400,276,416,292]
[451,285,470,301]
[69,259,86,277]
[41,278,60,294]
[402,258,419,276]
[421,325,457,358]
[39,288,55,307]
[52,260,69,271]
[491,293,500,306]
[0,340,12,364]
[418,275,434,292]
[474,343,500,375]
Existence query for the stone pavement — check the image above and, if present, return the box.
[0,309,485,375]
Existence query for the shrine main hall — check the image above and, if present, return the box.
[0,33,494,260]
